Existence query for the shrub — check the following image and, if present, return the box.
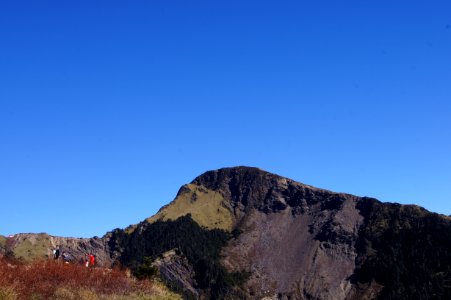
[0,258,181,300]
[135,257,159,280]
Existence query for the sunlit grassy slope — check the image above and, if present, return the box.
[12,233,51,260]
[146,184,234,232]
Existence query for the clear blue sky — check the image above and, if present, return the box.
[1,1,450,237]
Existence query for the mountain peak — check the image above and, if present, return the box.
[191,166,290,211]
[191,166,275,184]
[191,166,290,195]
[190,166,339,213]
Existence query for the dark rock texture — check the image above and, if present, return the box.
[194,167,364,299]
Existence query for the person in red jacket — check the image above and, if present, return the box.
[89,253,95,267]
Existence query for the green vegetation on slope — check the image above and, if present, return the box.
[111,215,248,299]
[354,198,451,300]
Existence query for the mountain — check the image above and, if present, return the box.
[2,166,451,299]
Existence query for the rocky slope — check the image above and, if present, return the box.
[0,232,114,266]
[4,166,451,299]
[186,167,364,299]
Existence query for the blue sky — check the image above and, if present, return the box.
[1,1,450,237]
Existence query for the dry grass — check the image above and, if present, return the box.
[146,184,234,231]
[0,258,181,300]
[11,234,51,261]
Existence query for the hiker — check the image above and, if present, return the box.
[53,246,60,260]
[85,254,89,267]
[89,253,96,267]
[62,251,71,264]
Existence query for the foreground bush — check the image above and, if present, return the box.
[0,258,181,300]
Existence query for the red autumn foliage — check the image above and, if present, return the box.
[0,257,154,299]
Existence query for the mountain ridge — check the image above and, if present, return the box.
[2,166,451,299]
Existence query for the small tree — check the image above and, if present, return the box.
[134,257,158,280]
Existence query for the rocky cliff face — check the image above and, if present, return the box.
[5,166,451,299]
[192,167,365,299]
[160,167,451,299]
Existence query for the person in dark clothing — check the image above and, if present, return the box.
[53,246,60,260]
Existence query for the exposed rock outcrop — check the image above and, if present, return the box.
[192,167,364,299]
[152,250,199,298]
